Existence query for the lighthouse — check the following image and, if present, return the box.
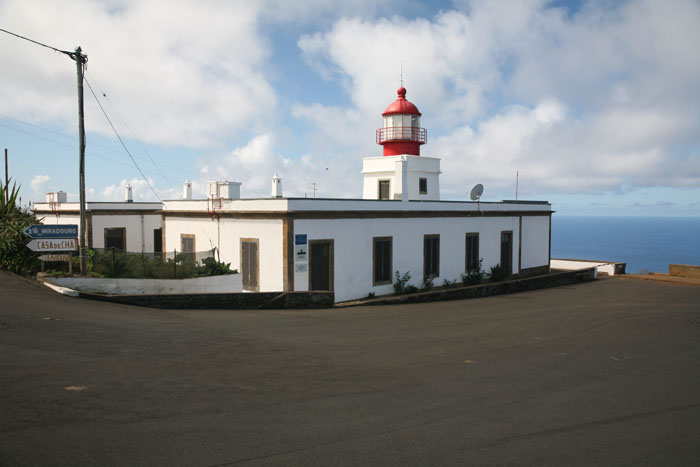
[362,87,441,201]
[376,87,427,156]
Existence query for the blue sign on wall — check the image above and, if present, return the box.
[23,224,78,239]
[295,234,307,245]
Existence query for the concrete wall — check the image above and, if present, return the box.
[293,215,549,302]
[47,274,242,295]
[91,214,162,252]
[669,264,700,279]
[521,216,550,270]
[35,208,162,253]
[164,217,285,292]
[361,155,440,201]
[551,259,625,276]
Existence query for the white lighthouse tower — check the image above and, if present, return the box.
[362,87,441,201]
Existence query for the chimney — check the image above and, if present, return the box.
[183,180,192,200]
[125,184,133,203]
[271,173,283,198]
[46,191,67,203]
[207,181,241,200]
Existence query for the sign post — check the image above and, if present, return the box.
[24,224,78,273]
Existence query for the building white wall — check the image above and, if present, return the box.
[164,217,285,292]
[91,214,162,252]
[294,215,527,302]
[34,210,162,253]
[362,155,440,201]
[521,216,551,269]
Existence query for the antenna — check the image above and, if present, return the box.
[469,184,484,201]
[400,60,404,87]
[469,183,484,212]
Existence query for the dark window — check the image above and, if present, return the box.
[378,180,390,200]
[373,237,392,285]
[153,228,162,254]
[419,178,428,195]
[104,228,126,251]
[501,231,513,275]
[466,233,479,272]
[241,239,259,291]
[424,234,440,279]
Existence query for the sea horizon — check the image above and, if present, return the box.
[551,215,700,274]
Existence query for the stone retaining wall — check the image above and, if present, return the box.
[669,264,700,279]
[351,267,596,307]
[78,290,334,310]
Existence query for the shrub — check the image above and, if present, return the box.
[489,264,510,283]
[461,258,485,286]
[422,275,434,291]
[442,278,456,289]
[0,180,40,275]
[393,270,412,295]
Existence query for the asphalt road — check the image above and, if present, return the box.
[1,272,699,466]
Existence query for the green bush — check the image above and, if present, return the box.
[0,180,39,275]
[461,258,485,286]
[422,275,434,291]
[489,264,510,283]
[393,270,412,295]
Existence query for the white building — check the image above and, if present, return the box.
[160,87,553,302]
[33,87,552,302]
[34,188,163,254]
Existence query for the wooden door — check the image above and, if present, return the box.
[241,239,259,291]
[309,240,333,291]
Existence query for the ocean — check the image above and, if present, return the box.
[551,216,700,274]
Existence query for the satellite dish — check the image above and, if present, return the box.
[469,184,484,201]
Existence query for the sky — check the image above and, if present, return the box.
[1,0,699,217]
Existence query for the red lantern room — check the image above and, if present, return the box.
[376,87,427,156]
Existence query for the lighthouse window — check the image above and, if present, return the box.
[378,180,391,200]
[419,178,428,195]
[424,234,440,279]
[373,237,393,285]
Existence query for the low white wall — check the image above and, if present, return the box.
[46,274,242,295]
[550,259,616,276]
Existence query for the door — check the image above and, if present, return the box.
[500,231,513,275]
[241,239,259,291]
[153,228,162,254]
[309,240,333,291]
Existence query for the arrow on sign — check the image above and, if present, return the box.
[23,224,78,239]
[26,238,78,252]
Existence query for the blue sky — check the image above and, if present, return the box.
[1,0,699,216]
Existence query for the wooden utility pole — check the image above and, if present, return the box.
[4,148,8,203]
[73,47,88,275]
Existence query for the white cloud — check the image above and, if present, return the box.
[198,133,358,199]
[296,0,700,198]
[30,174,51,195]
[0,0,276,148]
[100,177,178,202]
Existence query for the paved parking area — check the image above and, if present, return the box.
[1,271,700,466]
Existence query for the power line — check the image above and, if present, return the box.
[0,27,72,56]
[0,118,198,179]
[85,71,175,189]
[84,76,162,202]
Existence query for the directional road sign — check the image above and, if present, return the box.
[23,224,78,239]
[26,238,78,252]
